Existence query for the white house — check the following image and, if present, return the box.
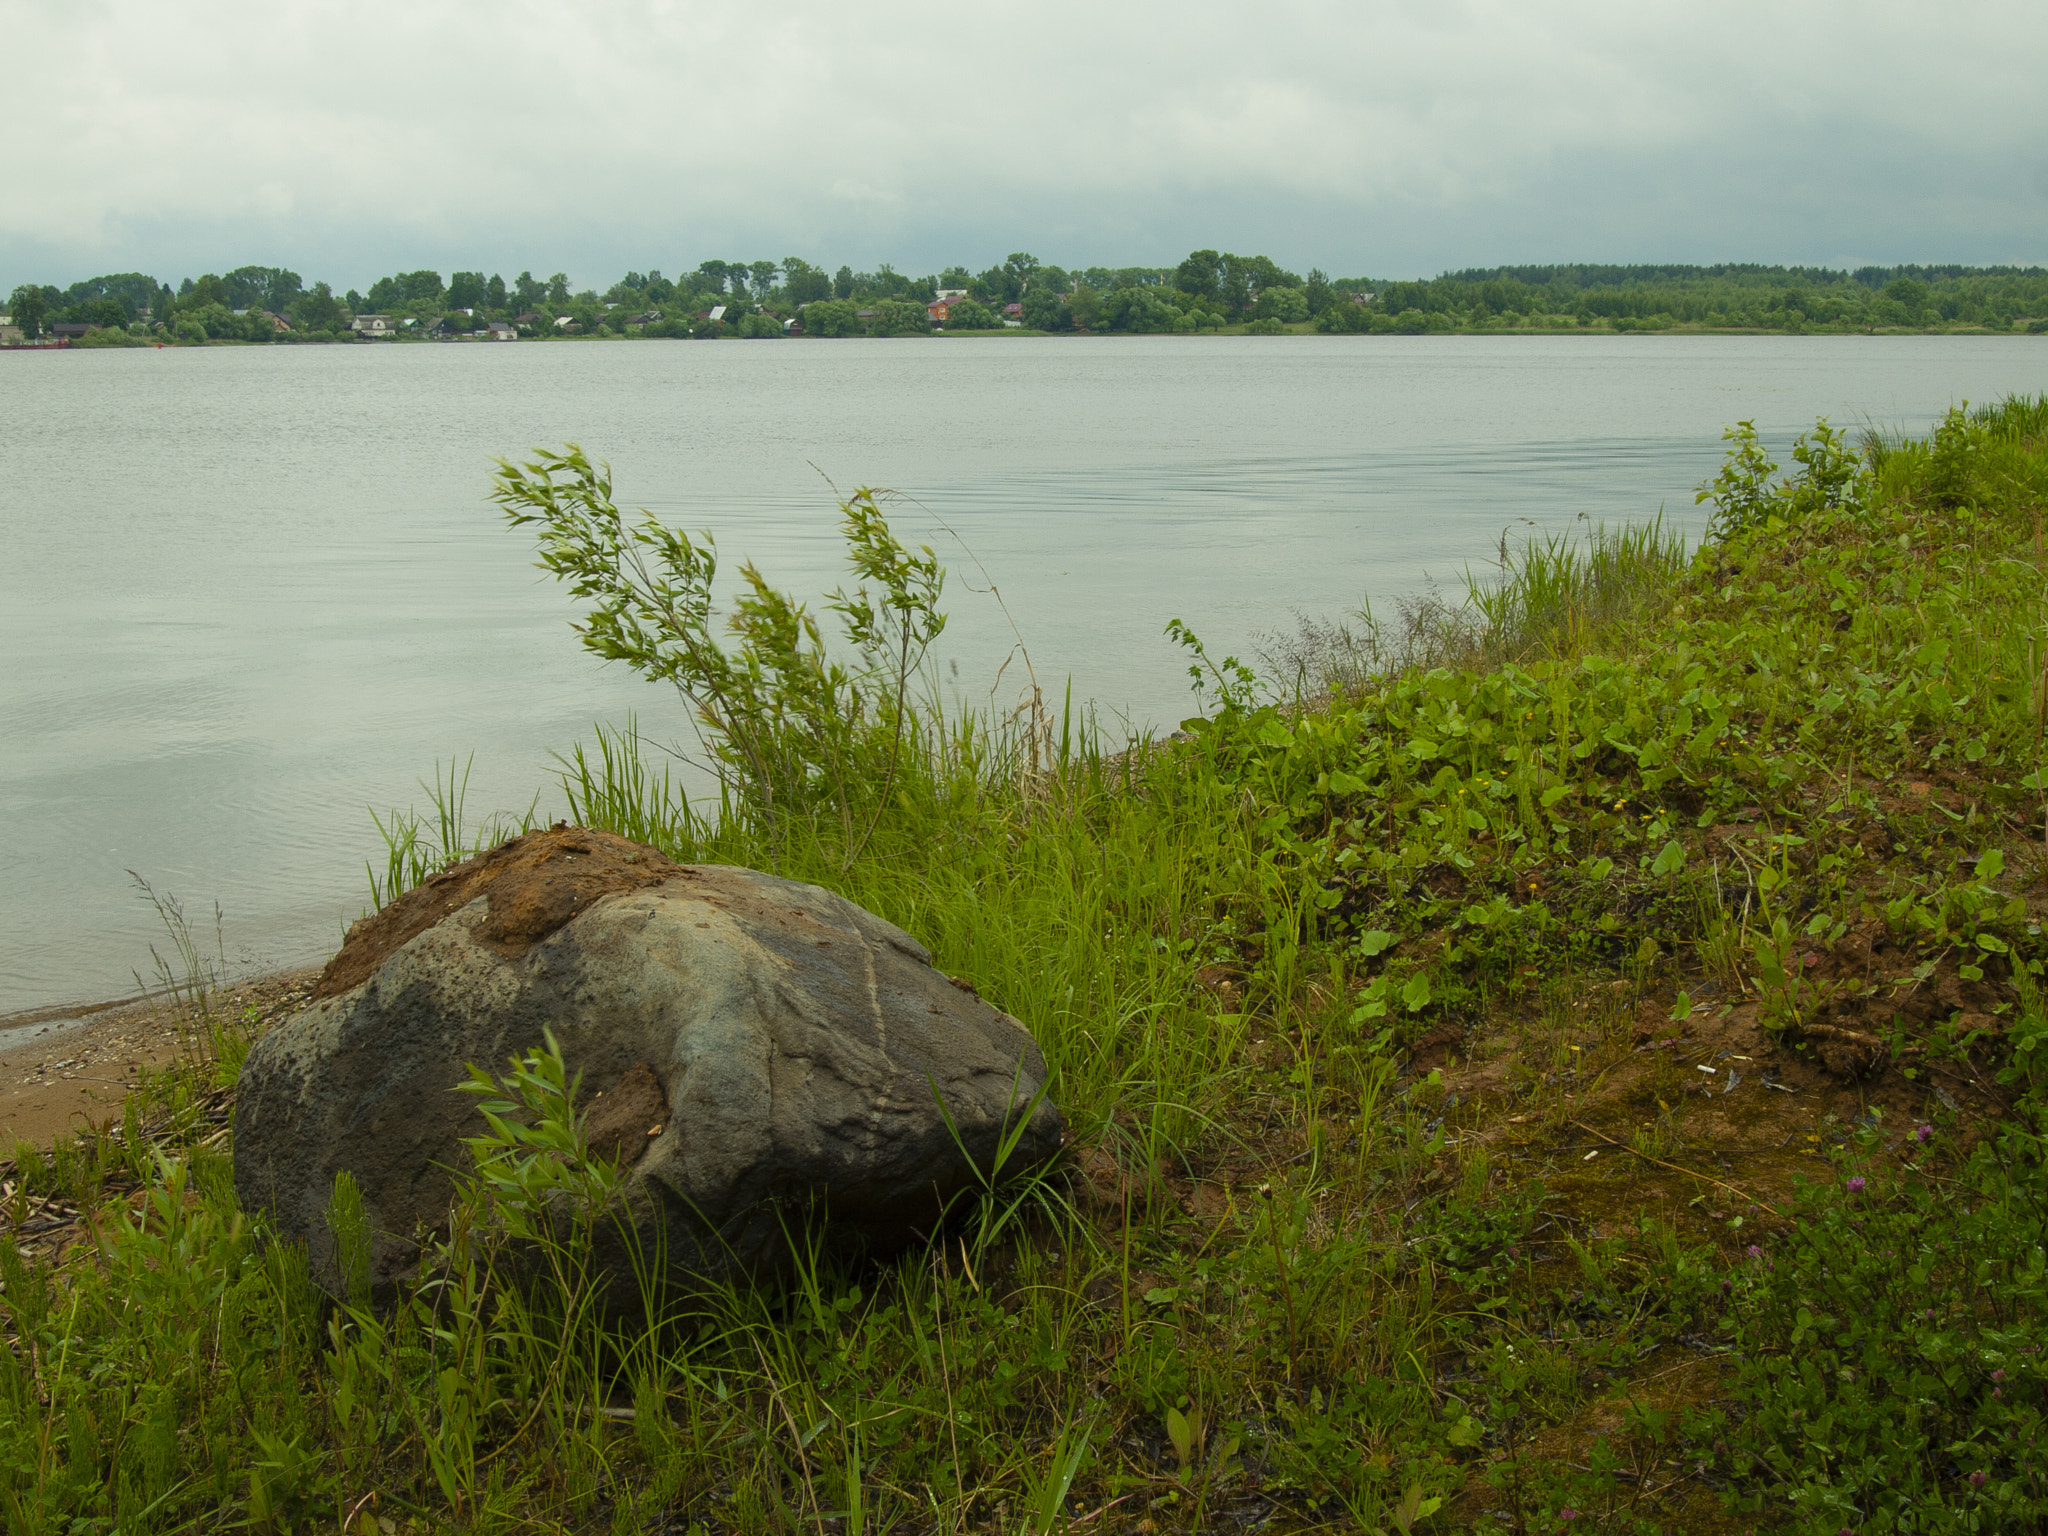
[485,322,517,341]
[350,314,400,337]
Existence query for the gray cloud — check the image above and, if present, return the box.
[6,0,2046,288]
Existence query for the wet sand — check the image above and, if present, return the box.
[0,969,318,1147]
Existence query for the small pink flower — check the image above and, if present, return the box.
[1971,1470,1988,1488]
[1915,1124,1934,1144]
[1847,1176,1867,1193]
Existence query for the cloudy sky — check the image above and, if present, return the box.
[7,0,2047,292]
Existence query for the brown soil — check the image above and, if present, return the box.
[313,824,679,999]
[581,1062,668,1167]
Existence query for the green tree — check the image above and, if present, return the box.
[1304,268,1332,315]
[942,298,1000,330]
[748,261,778,302]
[1020,286,1071,332]
[514,271,545,310]
[448,271,486,310]
[1174,249,1223,304]
[800,298,862,336]
[486,274,508,311]
[402,270,445,306]
[833,265,854,299]
[977,254,1041,305]
[546,273,570,307]
[1315,296,1373,333]
[1253,285,1309,324]
[75,297,128,329]
[179,274,232,311]
[782,258,831,306]
[866,299,932,336]
[223,265,301,312]
[8,284,48,337]
[1884,278,1928,320]
[291,281,343,331]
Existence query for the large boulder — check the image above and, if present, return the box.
[233,826,1063,1301]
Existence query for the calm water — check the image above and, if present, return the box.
[3,335,2042,1012]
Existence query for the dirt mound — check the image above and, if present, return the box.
[312,825,679,999]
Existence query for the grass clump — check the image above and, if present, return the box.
[3,396,2048,1532]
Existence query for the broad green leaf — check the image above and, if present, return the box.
[1402,972,1432,1012]
[1358,929,1395,956]
[1650,840,1686,876]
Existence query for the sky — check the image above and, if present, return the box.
[7,0,2048,294]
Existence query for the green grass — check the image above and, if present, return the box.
[5,398,2048,1533]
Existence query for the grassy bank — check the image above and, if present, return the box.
[5,399,2047,1534]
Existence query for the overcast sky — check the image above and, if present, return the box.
[7,0,2047,293]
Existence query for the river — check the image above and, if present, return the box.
[2,333,2041,1013]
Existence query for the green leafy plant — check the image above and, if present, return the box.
[1715,1114,2048,1530]
[492,445,947,862]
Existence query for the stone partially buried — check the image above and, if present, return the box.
[233,826,1063,1300]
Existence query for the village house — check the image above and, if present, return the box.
[350,314,400,338]
[485,321,517,341]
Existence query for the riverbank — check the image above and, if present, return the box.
[24,319,2048,347]
[4,396,2045,1532]
[0,969,315,1147]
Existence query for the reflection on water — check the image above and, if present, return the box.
[3,334,2040,1010]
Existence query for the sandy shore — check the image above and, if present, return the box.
[0,968,319,1148]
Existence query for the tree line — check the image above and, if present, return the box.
[8,255,2046,343]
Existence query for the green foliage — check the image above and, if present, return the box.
[1695,417,1868,539]
[33,254,2041,347]
[7,283,48,337]
[1021,286,1072,332]
[943,296,1001,330]
[1712,1115,2048,1531]
[491,446,947,861]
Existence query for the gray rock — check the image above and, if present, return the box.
[233,832,1062,1302]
